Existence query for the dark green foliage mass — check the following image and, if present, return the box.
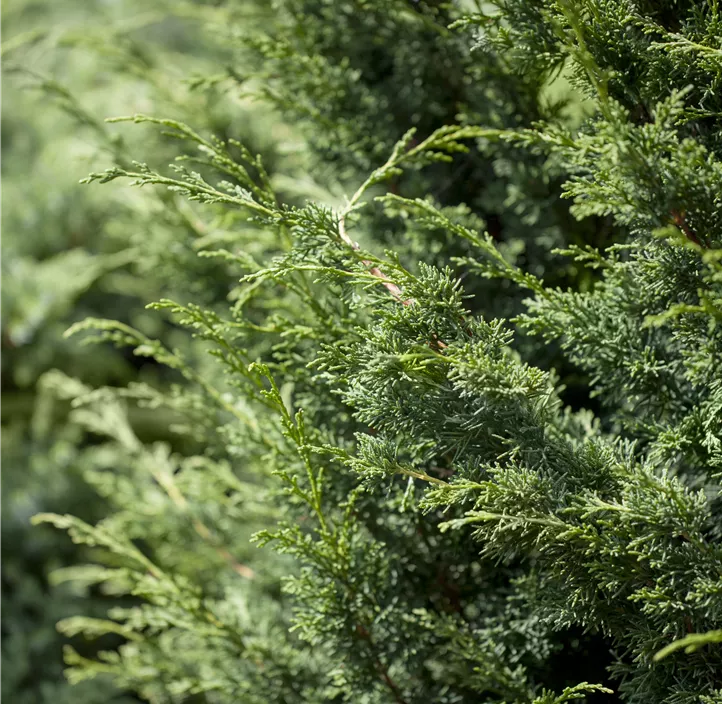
[3,1,722,703]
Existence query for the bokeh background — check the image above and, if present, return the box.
[2,2,289,700]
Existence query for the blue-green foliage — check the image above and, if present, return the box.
[2,2,284,701]
[5,1,722,703]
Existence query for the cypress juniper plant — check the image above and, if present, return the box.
[23,0,722,702]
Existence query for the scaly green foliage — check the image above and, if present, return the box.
[6,1,722,703]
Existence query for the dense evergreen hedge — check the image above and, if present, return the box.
[3,1,722,702]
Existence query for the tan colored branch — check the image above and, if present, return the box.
[338,214,410,304]
[154,466,256,580]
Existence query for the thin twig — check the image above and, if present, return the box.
[337,215,411,304]
[355,623,410,704]
[154,466,256,580]
[670,208,704,248]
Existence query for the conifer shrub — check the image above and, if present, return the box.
[13,1,722,702]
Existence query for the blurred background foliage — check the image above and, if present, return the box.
[2,2,290,700]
